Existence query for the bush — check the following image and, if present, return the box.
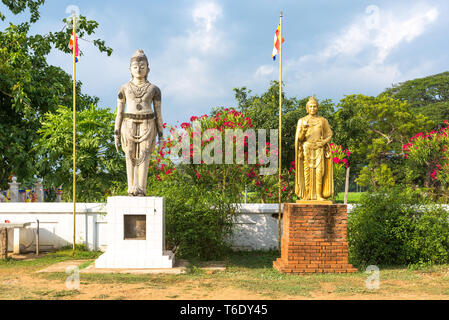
[149,175,235,260]
[348,186,449,267]
[403,121,449,202]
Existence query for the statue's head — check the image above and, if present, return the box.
[306,96,318,115]
[129,49,149,80]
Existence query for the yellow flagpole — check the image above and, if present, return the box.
[72,15,77,251]
[278,11,283,252]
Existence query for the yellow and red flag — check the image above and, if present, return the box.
[272,24,284,61]
[68,31,79,62]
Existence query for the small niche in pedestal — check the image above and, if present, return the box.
[124,214,146,240]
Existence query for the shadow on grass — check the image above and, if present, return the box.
[225,250,280,269]
[0,245,102,269]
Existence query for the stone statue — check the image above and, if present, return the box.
[114,49,163,196]
[295,96,333,202]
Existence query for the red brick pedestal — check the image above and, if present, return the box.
[273,203,357,274]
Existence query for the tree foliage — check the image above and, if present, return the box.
[403,121,449,201]
[35,105,125,202]
[332,94,434,190]
[233,81,335,168]
[348,187,449,267]
[383,71,449,126]
[0,0,112,189]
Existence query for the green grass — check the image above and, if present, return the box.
[3,249,449,299]
[335,192,364,203]
[243,191,365,204]
[0,245,102,270]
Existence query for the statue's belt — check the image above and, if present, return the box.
[123,112,155,120]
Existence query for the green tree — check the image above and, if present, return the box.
[233,81,336,169]
[150,177,234,259]
[0,0,112,189]
[383,71,449,126]
[333,94,434,190]
[403,122,449,202]
[148,108,258,203]
[35,105,126,202]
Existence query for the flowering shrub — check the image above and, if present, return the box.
[247,143,350,203]
[148,108,280,201]
[248,164,294,203]
[403,121,449,200]
[147,110,351,205]
[329,143,350,196]
[146,108,277,258]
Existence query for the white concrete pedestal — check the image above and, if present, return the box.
[95,196,174,268]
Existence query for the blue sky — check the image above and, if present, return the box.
[2,0,449,126]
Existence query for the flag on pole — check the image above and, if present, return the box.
[272,24,284,61]
[69,31,79,62]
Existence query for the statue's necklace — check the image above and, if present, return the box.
[128,81,151,110]
[307,116,320,127]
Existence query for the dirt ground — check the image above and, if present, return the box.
[1,253,449,300]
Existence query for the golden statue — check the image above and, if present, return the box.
[295,97,333,203]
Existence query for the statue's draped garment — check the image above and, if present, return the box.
[117,82,162,195]
[295,115,333,200]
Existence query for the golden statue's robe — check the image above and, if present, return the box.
[295,115,333,200]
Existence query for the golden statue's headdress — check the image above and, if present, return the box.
[306,96,318,108]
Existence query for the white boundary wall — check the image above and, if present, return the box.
[0,202,356,252]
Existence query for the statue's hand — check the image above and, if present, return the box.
[316,140,325,148]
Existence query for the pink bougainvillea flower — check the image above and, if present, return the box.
[431,170,438,180]
[332,157,341,164]
[402,143,413,152]
[180,122,191,129]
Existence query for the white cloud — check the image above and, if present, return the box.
[255,65,275,78]
[317,4,438,64]
[153,0,230,105]
[372,7,438,63]
[192,1,222,32]
[250,3,440,100]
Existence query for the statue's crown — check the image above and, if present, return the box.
[130,49,149,65]
[306,96,318,107]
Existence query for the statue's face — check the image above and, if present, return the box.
[306,103,318,115]
[130,60,149,79]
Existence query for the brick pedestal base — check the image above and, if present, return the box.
[273,203,357,274]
